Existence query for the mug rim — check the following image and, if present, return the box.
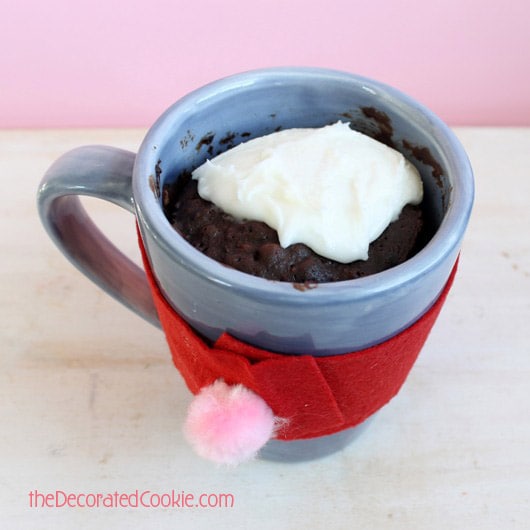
[133,66,474,304]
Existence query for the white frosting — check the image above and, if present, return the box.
[192,121,423,263]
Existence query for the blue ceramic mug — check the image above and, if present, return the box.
[37,67,474,461]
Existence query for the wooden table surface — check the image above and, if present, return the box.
[1,128,529,529]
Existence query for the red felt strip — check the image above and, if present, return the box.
[139,232,457,440]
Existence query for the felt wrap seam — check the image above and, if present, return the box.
[138,230,457,441]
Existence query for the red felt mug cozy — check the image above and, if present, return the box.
[140,234,458,464]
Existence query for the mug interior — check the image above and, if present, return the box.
[143,69,456,271]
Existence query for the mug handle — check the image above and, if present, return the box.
[37,145,160,327]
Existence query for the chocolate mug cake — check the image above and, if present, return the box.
[37,67,473,463]
[163,122,433,283]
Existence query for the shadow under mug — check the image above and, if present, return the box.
[37,67,474,461]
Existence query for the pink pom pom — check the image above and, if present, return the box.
[184,380,278,464]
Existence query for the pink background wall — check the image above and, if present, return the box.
[2,0,529,128]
